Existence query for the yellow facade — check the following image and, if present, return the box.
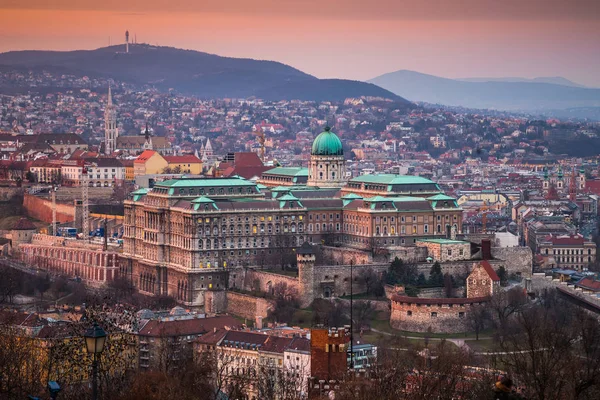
[134,150,168,177]
[166,161,202,174]
[125,165,135,181]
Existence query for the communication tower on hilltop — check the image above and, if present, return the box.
[125,30,129,53]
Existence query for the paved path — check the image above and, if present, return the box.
[371,327,492,342]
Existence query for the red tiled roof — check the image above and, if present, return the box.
[584,180,600,196]
[233,152,264,167]
[480,260,500,282]
[548,235,585,246]
[138,315,241,337]
[12,217,37,231]
[134,150,157,163]
[286,336,310,352]
[163,155,202,164]
[0,310,42,327]
[576,277,600,292]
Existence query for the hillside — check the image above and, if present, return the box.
[368,70,600,118]
[0,45,407,103]
[457,76,587,88]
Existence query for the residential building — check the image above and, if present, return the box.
[133,150,168,176]
[537,234,596,271]
[163,155,202,174]
[86,158,125,187]
[137,312,240,371]
[196,329,310,400]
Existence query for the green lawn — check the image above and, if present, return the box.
[339,293,387,301]
[465,338,501,353]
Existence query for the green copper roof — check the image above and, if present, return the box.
[350,174,435,185]
[155,177,256,188]
[191,196,215,203]
[131,188,149,201]
[311,127,343,156]
[263,167,308,177]
[341,193,362,199]
[191,196,219,211]
[131,188,149,195]
[278,193,299,201]
[427,194,456,201]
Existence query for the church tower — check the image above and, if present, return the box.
[202,138,213,163]
[143,123,153,150]
[104,87,118,155]
[307,126,346,188]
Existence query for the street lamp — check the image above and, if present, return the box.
[349,258,354,370]
[84,323,106,400]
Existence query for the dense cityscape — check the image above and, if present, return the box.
[1,7,600,400]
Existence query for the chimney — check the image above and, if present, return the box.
[481,239,492,260]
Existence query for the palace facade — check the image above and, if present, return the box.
[121,128,463,308]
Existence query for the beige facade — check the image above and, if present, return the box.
[537,234,596,271]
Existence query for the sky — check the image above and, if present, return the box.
[1,0,599,86]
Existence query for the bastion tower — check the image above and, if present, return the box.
[297,242,316,308]
[307,127,346,188]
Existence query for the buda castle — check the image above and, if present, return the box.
[121,127,463,308]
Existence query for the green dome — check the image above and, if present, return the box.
[311,127,343,156]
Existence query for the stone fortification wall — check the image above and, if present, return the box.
[415,241,471,262]
[317,246,371,265]
[390,295,488,333]
[224,291,273,323]
[229,268,299,295]
[491,246,533,277]
[310,263,389,299]
[336,298,389,313]
[388,246,428,263]
[23,194,74,224]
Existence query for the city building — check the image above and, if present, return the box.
[121,130,464,308]
[163,155,202,174]
[17,234,119,285]
[537,234,596,271]
[196,329,310,399]
[133,150,168,176]
[137,312,240,371]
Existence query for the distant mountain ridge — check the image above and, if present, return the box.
[457,76,587,88]
[368,70,600,118]
[0,44,407,103]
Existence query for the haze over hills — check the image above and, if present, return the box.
[457,76,588,88]
[369,70,600,118]
[0,44,407,103]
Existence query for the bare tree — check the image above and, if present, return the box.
[488,287,527,331]
[466,304,491,341]
[497,293,600,400]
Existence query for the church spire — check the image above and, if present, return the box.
[104,86,118,155]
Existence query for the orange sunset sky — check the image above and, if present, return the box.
[1,0,599,86]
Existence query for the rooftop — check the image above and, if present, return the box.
[155,177,257,188]
[416,239,469,245]
[350,174,436,185]
[263,167,308,177]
